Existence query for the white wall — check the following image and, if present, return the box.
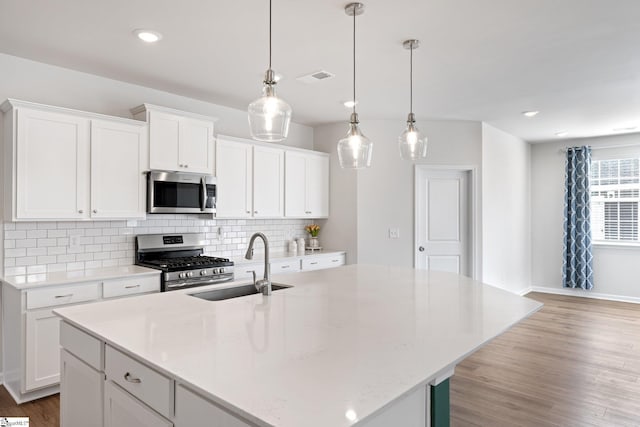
[482,124,531,294]
[531,132,640,301]
[0,53,313,148]
[314,119,483,270]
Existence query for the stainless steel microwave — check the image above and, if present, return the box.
[147,171,216,214]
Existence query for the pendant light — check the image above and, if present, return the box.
[398,39,427,161]
[248,0,292,142]
[337,2,373,169]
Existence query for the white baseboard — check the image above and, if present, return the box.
[528,286,640,305]
[515,287,533,296]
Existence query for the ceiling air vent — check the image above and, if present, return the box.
[297,70,336,84]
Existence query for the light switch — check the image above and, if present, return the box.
[389,228,400,239]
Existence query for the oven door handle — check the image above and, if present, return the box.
[166,276,233,290]
[200,176,207,212]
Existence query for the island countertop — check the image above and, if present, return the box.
[54,264,542,427]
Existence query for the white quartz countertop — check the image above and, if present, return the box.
[54,265,542,427]
[231,249,345,265]
[1,265,160,290]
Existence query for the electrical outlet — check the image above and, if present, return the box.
[389,228,400,239]
[69,235,80,248]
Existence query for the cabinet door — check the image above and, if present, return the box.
[178,117,214,174]
[284,151,308,217]
[90,119,147,219]
[60,350,103,427]
[15,108,89,219]
[148,110,180,171]
[104,381,173,427]
[253,146,284,218]
[306,154,330,218]
[25,308,61,391]
[175,385,250,427]
[216,139,252,218]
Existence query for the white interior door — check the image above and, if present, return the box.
[416,168,471,276]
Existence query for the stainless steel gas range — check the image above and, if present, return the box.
[135,233,234,292]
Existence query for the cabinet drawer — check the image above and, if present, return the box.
[60,321,102,370]
[103,275,160,299]
[27,282,100,310]
[302,253,346,271]
[271,259,301,274]
[105,345,172,419]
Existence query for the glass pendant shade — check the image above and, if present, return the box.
[248,79,292,142]
[338,113,373,169]
[399,113,427,160]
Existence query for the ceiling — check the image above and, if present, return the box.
[1,0,640,142]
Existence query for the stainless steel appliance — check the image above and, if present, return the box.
[135,233,233,291]
[147,171,216,214]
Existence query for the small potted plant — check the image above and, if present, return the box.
[305,224,321,248]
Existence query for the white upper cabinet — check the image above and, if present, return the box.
[132,104,215,174]
[285,151,329,218]
[90,119,147,219]
[215,136,285,219]
[13,107,90,219]
[216,138,252,218]
[2,100,147,221]
[253,145,285,218]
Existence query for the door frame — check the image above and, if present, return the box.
[414,165,481,280]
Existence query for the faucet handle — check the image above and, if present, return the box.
[247,270,257,285]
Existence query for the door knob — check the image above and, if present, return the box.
[418,246,425,252]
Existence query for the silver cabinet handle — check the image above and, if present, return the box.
[78,210,83,214]
[55,294,73,299]
[331,260,339,263]
[310,262,318,265]
[93,209,98,213]
[124,372,141,384]
[246,211,250,214]
[125,285,140,289]
[419,246,425,252]
[254,211,258,214]
[184,164,189,168]
[281,265,290,269]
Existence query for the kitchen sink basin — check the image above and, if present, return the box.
[189,283,292,301]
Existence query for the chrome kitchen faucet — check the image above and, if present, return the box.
[245,232,272,296]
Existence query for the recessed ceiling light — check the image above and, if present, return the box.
[555,131,569,137]
[613,126,637,132]
[522,111,539,118]
[343,100,358,108]
[133,29,162,43]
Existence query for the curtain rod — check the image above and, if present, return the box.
[560,143,640,153]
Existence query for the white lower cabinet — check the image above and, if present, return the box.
[175,385,250,427]
[25,308,62,391]
[104,380,173,427]
[60,349,103,427]
[1,273,160,403]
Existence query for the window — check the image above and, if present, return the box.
[590,158,640,242]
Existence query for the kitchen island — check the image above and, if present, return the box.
[54,264,542,427]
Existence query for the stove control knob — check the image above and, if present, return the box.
[212,268,219,274]
[219,268,225,274]
[179,272,186,279]
[200,270,208,276]
[186,271,194,278]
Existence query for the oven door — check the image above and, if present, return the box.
[148,171,216,214]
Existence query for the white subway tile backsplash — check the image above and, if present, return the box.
[5,267,26,276]
[6,230,26,239]
[4,215,313,276]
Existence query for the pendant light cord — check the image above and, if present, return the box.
[410,43,413,115]
[269,0,272,70]
[353,6,356,115]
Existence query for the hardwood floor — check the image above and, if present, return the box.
[1,292,638,426]
[451,292,640,427]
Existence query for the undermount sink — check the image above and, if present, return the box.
[189,283,292,301]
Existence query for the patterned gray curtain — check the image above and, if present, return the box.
[562,146,593,290]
